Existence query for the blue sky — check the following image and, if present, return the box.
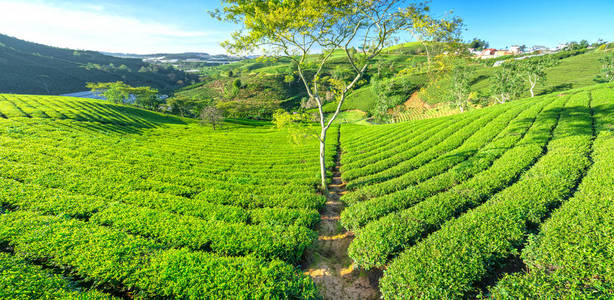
[430,0,614,49]
[0,0,612,54]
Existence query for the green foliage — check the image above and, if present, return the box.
[336,83,614,299]
[166,95,208,117]
[232,78,242,89]
[178,37,607,118]
[131,86,161,110]
[468,38,489,50]
[380,92,593,299]
[224,78,241,99]
[217,99,281,120]
[566,40,590,51]
[490,87,614,299]
[449,65,473,111]
[491,62,524,103]
[199,105,224,129]
[0,93,344,297]
[599,53,614,82]
[91,203,315,263]
[213,0,443,190]
[516,56,560,97]
[341,99,547,230]
[87,81,131,104]
[370,74,425,122]
[0,212,320,299]
[86,81,162,110]
[272,109,296,129]
[0,252,115,299]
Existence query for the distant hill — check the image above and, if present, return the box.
[102,51,239,61]
[102,51,244,72]
[0,34,198,95]
[102,52,212,59]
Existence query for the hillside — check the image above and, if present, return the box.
[339,82,614,298]
[0,93,336,298]
[174,42,428,118]
[0,34,197,95]
[1,82,613,298]
[178,44,612,123]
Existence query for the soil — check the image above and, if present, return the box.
[303,136,382,299]
[403,91,432,109]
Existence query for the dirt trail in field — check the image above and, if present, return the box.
[303,131,381,300]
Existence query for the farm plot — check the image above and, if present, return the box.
[0,94,335,298]
[339,83,614,298]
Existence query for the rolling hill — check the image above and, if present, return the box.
[340,82,614,298]
[0,93,338,298]
[178,43,612,123]
[1,82,613,298]
[0,34,198,95]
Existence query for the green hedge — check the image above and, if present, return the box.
[0,212,320,299]
[379,91,593,298]
[0,252,115,299]
[348,96,567,269]
[341,97,548,230]
[489,86,614,299]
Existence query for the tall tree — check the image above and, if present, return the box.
[87,81,131,104]
[200,105,224,130]
[213,0,442,191]
[517,56,559,97]
[600,53,614,82]
[407,12,464,72]
[129,86,160,110]
[491,62,524,104]
[87,82,162,109]
[449,65,472,112]
[468,38,489,51]
[167,95,204,117]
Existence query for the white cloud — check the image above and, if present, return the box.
[0,1,227,54]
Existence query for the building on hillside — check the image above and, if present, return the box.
[495,50,512,57]
[468,48,482,56]
[482,48,497,56]
[509,45,522,54]
[477,48,497,59]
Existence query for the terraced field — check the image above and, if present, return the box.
[340,83,614,298]
[1,83,613,298]
[0,94,337,298]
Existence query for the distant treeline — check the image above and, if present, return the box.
[0,34,198,95]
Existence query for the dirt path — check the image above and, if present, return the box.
[303,131,381,299]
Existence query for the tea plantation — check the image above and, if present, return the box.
[340,83,614,298]
[0,94,336,298]
[1,83,613,298]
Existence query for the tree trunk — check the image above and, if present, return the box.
[424,43,431,71]
[319,129,327,193]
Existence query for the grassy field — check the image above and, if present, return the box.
[471,48,611,96]
[539,49,608,93]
